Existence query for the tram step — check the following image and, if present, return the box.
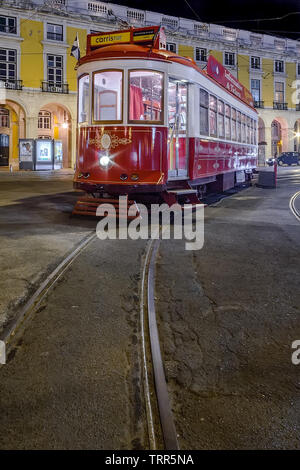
[72,196,140,219]
[168,189,198,195]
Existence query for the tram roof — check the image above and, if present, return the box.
[79,31,257,113]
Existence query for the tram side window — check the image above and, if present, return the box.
[231,108,236,141]
[93,70,123,122]
[236,111,241,142]
[199,88,209,135]
[253,120,257,145]
[247,116,251,144]
[129,70,163,122]
[225,104,231,140]
[218,100,225,138]
[241,114,246,143]
[78,75,89,123]
[209,95,217,137]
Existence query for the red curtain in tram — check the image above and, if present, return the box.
[129,85,144,120]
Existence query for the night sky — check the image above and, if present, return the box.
[113,0,300,40]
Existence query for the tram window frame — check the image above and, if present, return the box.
[199,88,209,136]
[225,104,231,140]
[236,111,241,142]
[231,108,237,141]
[92,69,124,124]
[241,114,246,143]
[217,99,225,138]
[78,73,90,124]
[246,116,251,144]
[209,94,217,137]
[128,69,164,125]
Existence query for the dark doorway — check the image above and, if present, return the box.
[0,134,9,166]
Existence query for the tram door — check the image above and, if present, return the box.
[168,79,188,179]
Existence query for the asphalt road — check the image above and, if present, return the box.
[156,167,300,449]
[0,167,299,449]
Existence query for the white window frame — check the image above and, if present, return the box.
[166,42,176,53]
[0,14,17,35]
[224,51,235,67]
[274,80,285,103]
[251,56,261,70]
[0,48,17,82]
[46,23,63,42]
[274,60,284,74]
[195,47,207,63]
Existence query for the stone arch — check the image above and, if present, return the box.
[37,102,72,168]
[257,117,266,165]
[271,116,289,156]
[0,99,26,168]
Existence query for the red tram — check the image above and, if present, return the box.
[74,26,258,205]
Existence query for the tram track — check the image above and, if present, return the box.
[289,190,300,222]
[141,239,179,450]
[0,232,97,357]
[1,226,179,450]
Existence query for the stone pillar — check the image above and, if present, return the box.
[26,116,39,140]
[264,126,272,158]
[71,118,77,169]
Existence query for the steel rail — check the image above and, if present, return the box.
[145,239,179,450]
[1,232,97,351]
[289,190,300,222]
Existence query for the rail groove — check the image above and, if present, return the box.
[289,190,300,222]
[141,239,179,450]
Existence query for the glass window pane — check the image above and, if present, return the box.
[129,70,163,122]
[78,75,90,123]
[94,70,123,122]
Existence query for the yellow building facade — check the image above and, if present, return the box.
[0,0,299,169]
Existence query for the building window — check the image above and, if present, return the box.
[224,52,235,67]
[251,79,261,102]
[129,70,163,122]
[251,56,261,70]
[47,24,63,41]
[0,107,9,127]
[47,55,63,84]
[93,70,123,122]
[166,43,176,53]
[0,15,16,34]
[199,88,209,136]
[275,81,284,102]
[0,49,17,82]
[38,111,52,129]
[195,48,207,62]
[297,63,300,76]
[274,60,284,73]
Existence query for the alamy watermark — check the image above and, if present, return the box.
[291,340,300,365]
[95,197,205,251]
[0,340,5,365]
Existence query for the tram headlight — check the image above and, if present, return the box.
[99,151,111,168]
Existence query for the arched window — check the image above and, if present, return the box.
[38,110,51,129]
[0,107,9,128]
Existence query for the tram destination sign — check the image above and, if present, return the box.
[90,31,131,48]
[88,26,164,51]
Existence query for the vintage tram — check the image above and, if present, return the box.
[74,26,258,206]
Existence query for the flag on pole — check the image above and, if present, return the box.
[70,33,80,61]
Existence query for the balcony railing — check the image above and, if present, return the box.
[254,100,264,108]
[0,79,23,90]
[273,101,288,110]
[296,103,300,111]
[41,81,69,94]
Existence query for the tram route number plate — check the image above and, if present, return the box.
[0,340,5,365]
[133,29,156,42]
